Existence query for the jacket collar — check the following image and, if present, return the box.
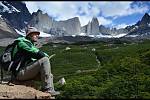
[16,37,35,45]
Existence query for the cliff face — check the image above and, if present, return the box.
[81,17,99,35]
[125,13,150,36]
[29,9,53,33]
[0,1,31,30]
[52,17,81,36]
[0,1,150,39]
[29,10,81,36]
[137,13,150,27]
[0,17,19,39]
[90,17,99,35]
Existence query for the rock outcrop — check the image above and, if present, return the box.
[99,25,111,35]
[52,17,81,36]
[0,83,54,99]
[81,17,99,35]
[125,13,150,36]
[29,9,53,33]
[0,17,19,39]
[90,17,99,35]
[0,1,150,39]
[0,1,31,30]
[29,10,81,36]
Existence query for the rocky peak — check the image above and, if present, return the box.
[29,9,53,33]
[87,17,99,35]
[31,9,43,18]
[99,25,111,35]
[91,17,99,23]
[3,1,29,14]
[52,17,81,36]
[67,17,79,21]
[136,13,150,27]
[0,1,31,30]
[142,13,150,21]
[37,9,42,14]
[125,13,150,36]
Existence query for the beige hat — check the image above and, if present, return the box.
[26,27,40,36]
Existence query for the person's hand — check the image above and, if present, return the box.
[44,52,49,58]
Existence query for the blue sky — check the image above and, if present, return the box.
[25,1,150,29]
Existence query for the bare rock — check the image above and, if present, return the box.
[0,84,54,99]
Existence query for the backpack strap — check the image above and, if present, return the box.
[11,40,19,60]
[7,61,14,72]
[0,65,3,83]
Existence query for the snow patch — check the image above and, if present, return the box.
[71,32,127,38]
[79,33,86,36]
[112,33,127,38]
[89,33,127,38]
[135,25,138,29]
[0,2,20,13]
[88,35,95,38]
[72,35,76,37]
[15,29,52,37]
[10,5,20,12]
[15,29,26,36]
[39,31,52,37]
[0,2,10,12]
[125,35,139,37]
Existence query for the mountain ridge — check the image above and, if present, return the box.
[0,1,149,39]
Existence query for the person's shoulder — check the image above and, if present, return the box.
[15,37,30,43]
[15,36,25,41]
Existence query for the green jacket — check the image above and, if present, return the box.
[12,37,49,70]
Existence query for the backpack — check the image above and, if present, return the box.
[0,41,19,84]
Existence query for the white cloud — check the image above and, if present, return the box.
[25,1,39,13]
[124,3,148,16]
[92,1,148,18]
[97,17,112,25]
[91,1,132,17]
[114,22,136,29]
[25,1,149,27]
[26,2,80,21]
[25,1,111,26]
[115,23,129,29]
[78,16,91,26]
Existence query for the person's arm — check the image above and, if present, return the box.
[18,41,48,59]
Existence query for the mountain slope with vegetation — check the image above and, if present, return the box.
[40,40,150,99]
[0,39,150,99]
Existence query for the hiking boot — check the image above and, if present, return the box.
[47,90,60,96]
[42,88,60,96]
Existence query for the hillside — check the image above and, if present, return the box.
[0,36,150,99]
[39,40,150,99]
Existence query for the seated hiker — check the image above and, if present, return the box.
[12,27,60,96]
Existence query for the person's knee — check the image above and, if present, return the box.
[42,56,49,61]
[38,57,51,70]
[39,57,49,63]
